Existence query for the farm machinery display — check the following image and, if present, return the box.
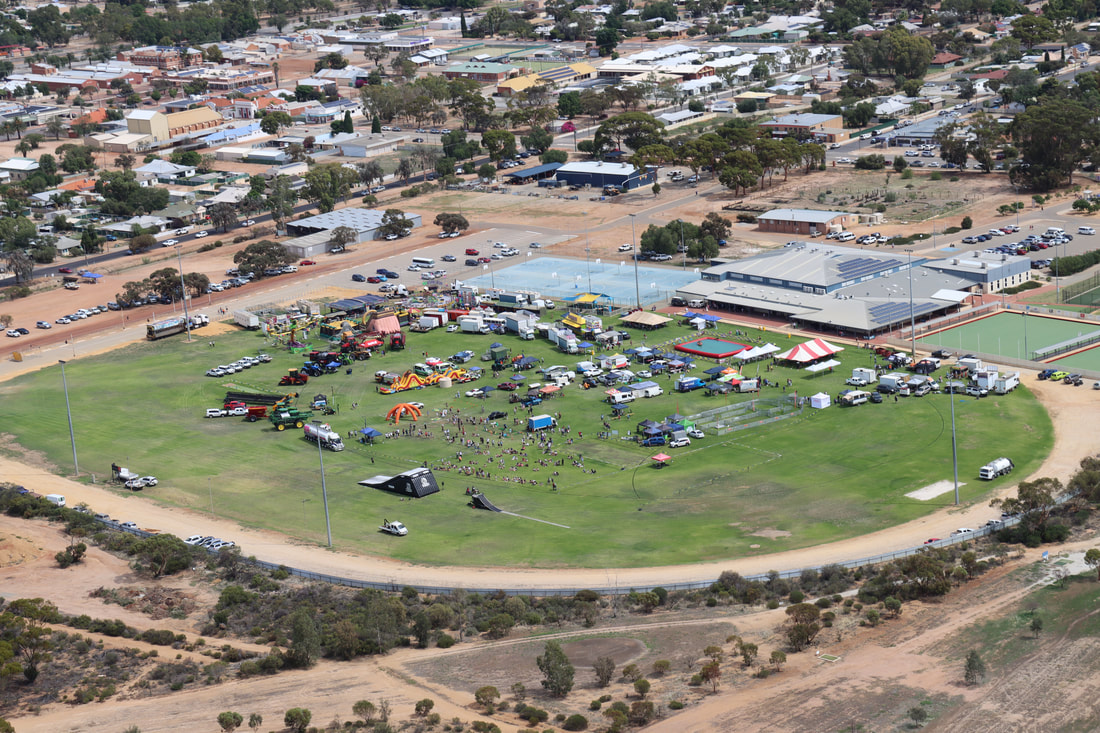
[269,407,314,431]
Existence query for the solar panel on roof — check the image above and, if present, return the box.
[868,301,941,324]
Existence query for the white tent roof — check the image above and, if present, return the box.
[734,343,780,360]
[804,358,841,372]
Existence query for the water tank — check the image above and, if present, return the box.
[439,377,453,389]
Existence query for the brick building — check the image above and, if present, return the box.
[119,46,203,70]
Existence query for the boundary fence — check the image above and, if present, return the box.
[101,506,1049,597]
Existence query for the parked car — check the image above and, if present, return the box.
[35,321,51,329]
[352,273,366,282]
[195,231,208,238]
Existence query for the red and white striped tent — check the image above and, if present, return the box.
[775,337,845,363]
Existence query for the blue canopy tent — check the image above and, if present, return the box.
[358,426,383,444]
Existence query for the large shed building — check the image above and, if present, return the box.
[554,161,656,191]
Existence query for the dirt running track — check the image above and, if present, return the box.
[0,375,1091,594]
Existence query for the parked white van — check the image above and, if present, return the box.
[45,494,66,507]
[835,231,856,242]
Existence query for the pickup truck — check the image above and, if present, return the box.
[845,377,868,387]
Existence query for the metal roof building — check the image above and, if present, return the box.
[673,244,976,336]
[554,161,656,190]
[501,161,562,183]
[285,207,423,239]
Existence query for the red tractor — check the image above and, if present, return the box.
[279,368,309,386]
[389,331,406,350]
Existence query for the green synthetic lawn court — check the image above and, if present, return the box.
[919,312,1100,361]
[1049,344,1100,372]
[1,318,1052,568]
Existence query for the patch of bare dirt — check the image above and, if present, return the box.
[748,528,792,540]
[0,530,43,567]
[560,637,646,668]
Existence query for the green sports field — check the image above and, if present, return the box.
[1,318,1053,568]
[919,312,1100,362]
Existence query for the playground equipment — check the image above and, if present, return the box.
[377,366,479,394]
[386,403,423,424]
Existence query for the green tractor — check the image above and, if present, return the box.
[268,407,314,431]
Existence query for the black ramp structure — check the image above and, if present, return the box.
[358,467,440,498]
[470,493,502,512]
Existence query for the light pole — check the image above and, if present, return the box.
[58,360,78,476]
[312,420,333,548]
[630,213,640,308]
[950,384,959,505]
[1055,241,1062,302]
[906,249,916,360]
[583,211,592,292]
[175,245,192,342]
[677,218,686,269]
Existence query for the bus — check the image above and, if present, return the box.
[411,256,436,268]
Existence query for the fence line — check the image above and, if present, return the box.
[99,503,1051,596]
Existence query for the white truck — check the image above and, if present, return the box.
[303,422,345,451]
[848,367,876,386]
[994,372,1020,395]
[45,494,66,507]
[979,457,1014,480]
[234,310,260,330]
[380,519,408,536]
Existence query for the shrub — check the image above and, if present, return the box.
[961,216,973,229]
[853,155,886,170]
[736,214,756,223]
[436,633,455,648]
[668,700,684,710]
[563,714,588,731]
[589,700,602,711]
[4,286,31,300]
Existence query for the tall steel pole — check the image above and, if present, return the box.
[175,245,192,342]
[58,360,78,476]
[950,386,959,505]
[583,211,591,292]
[678,218,686,269]
[630,213,640,308]
[1055,241,1062,302]
[313,420,333,547]
[906,249,916,360]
